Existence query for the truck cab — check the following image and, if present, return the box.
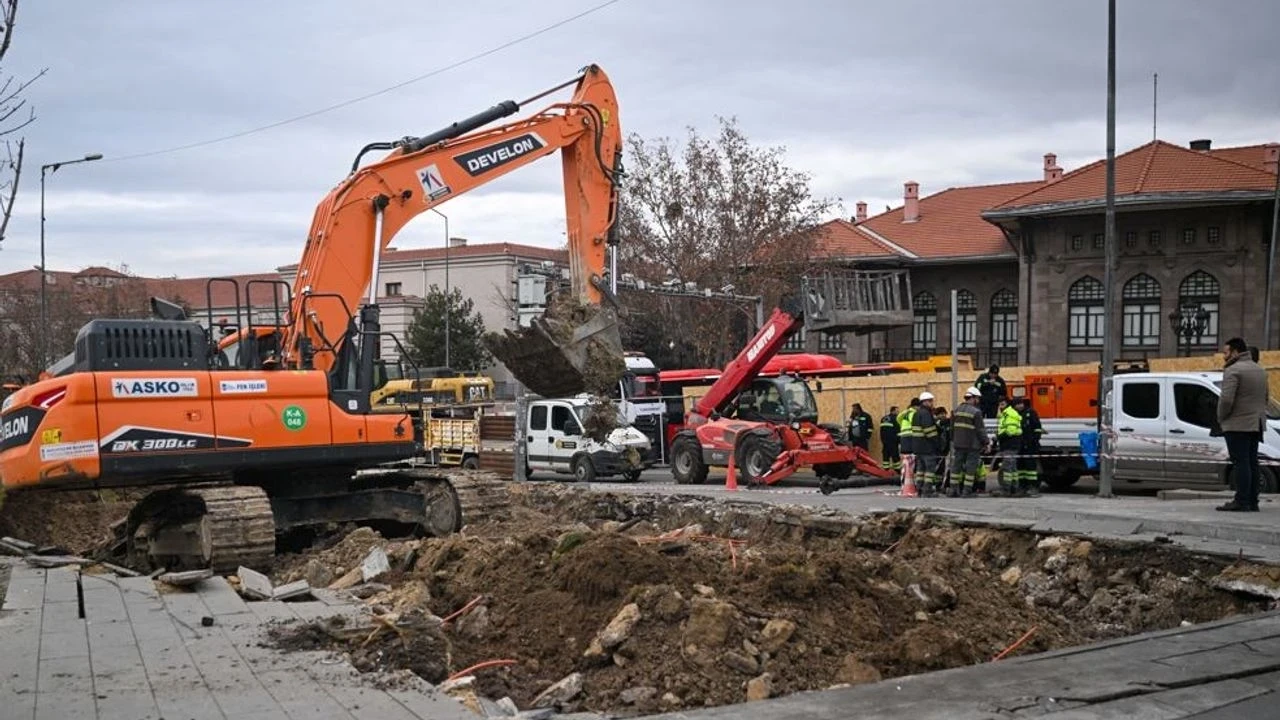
[526,396,653,482]
[611,352,665,463]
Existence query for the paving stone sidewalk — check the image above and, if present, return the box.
[0,559,474,720]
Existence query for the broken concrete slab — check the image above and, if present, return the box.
[361,547,391,582]
[24,554,89,568]
[237,565,274,600]
[271,579,312,601]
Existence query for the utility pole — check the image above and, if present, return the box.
[1098,0,1118,498]
[1266,161,1279,348]
[950,289,959,410]
[39,152,103,368]
[431,209,450,367]
[1152,72,1158,141]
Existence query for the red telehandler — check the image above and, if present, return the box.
[667,297,895,493]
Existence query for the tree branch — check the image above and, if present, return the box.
[0,137,21,245]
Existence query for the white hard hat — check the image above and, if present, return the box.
[918,391,935,402]
[965,386,981,397]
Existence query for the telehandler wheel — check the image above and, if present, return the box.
[461,456,480,470]
[737,433,782,485]
[671,436,709,485]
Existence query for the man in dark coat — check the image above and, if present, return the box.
[976,364,1007,419]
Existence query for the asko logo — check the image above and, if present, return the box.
[745,325,778,363]
[111,378,198,398]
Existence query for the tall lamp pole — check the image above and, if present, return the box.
[430,208,449,367]
[40,152,103,368]
[1098,0,1117,498]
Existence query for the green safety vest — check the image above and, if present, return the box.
[898,407,916,437]
[998,406,1023,438]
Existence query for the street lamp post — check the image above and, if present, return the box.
[1168,304,1210,357]
[430,208,449,367]
[40,152,103,368]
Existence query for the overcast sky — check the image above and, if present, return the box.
[1,0,1276,279]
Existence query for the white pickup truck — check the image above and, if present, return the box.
[988,372,1280,492]
[525,396,654,482]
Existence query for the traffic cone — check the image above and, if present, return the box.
[725,450,739,491]
[900,455,918,497]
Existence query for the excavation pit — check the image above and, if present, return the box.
[262,485,1274,716]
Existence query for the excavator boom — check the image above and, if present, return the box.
[264,65,624,397]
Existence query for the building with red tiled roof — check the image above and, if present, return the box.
[278,239,569,393]
[804,139,1279,366]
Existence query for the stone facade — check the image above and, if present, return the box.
[1018,205,1274,364]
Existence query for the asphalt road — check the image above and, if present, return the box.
[556,465,1145,497]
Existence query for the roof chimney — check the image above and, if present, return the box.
[1189,138,1212,152]
[448,237,468,248]
[1043,153,1063,183]
[854,201,867,223]
[1264,143,1279,175]
[903,182,920,223]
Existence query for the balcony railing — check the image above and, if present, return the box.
[801,270,914,333]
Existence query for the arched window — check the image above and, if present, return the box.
[955,290,977,350]
[1121,274,1161,348]
[1068,276,1106,347]
[1178,271,1220,346]
[912,291,937,358]
[990,289,1018,350]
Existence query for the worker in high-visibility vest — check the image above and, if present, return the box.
[949,387,990,498]
[898,397,920,480]
[995,398,1023,497]
[911,392,943,495]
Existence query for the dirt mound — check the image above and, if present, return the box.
[483,294,624,399]
[265,487,1269,715]
[0,488,139,554]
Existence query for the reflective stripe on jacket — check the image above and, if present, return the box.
[951,403,988,450]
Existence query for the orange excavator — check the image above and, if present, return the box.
[0,65,624,573]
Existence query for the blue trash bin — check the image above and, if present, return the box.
[1079,430,1100,470]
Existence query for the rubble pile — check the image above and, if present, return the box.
[264,485,1271,716]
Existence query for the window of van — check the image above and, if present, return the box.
[1174,383,1217,428]
[530,405,548,431]
[551,405,578,434]
[1121,382,1160,419]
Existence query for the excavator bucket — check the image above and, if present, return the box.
[484,303,625,398]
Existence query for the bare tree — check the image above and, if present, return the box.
[615,117,837,367]
[0,274,159,380]
[0,0,45,247]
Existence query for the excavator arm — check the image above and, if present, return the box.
[226,65,624,398]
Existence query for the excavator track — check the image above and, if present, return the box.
[444,469,511,527]
[195,486,277,575]
[110,484,277,574]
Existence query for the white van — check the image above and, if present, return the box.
[526,396,653,482]
[1022,372,1280,491]
[1106,372,1280,489]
